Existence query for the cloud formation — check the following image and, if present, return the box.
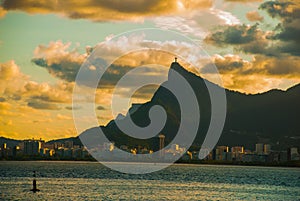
[32,26,300,97]
[0,102,11,110]
[0,60,79,139]
[0,6,6,18]
[27,100,61,110]
[0,60,73,110]
[1,0,212,21]
[224,0,262,2]
[32,38,198,89]
[201,54,300,93]
[96,106,106,111]
[205,24,267,46]
[260,0,300,56]
[153,8,240,39]
[56,114,72,120]
[246,11,264,22]
[32,41,86,82]
[206,1,300,57]
[204,54,300,77]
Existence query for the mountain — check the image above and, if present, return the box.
[0,137,21,148]
[80,62,300,150]
[46,137,82,146]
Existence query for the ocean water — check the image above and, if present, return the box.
[0,161,299,201]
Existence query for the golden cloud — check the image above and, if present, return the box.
[246,11,264,22]
[0,60,74,109]
[225,0,262,2]
[56,114,72,120]
[0,6,7,18]
[0,60,27,81]
[206,54,300,77]
[1,0,212,21]
[202,54,300,93]
[0,60,79,140]
[32,38,195,90]
[0,102,11,110]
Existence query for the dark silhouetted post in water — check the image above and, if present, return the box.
[30,171,40,193]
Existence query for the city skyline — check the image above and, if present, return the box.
[0,0,300,141]
[1,136,299,165]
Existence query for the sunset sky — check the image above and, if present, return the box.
[0,0,299,140]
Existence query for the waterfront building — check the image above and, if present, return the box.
[288,147,299,161]
[23,139,44,156]
[13,146,21,157]
[199,148,211,160]
[82,148,89,158]
[279,151,288,162]
[242,153,267,163]
[1,143,7,158]
[255,143,264,154]
[159,134,165,150]
[43,143,54,150]
[103,142,114,151]
[171,144,179,152]
[231,146,244,161]
[63,148,73,158]
[64,141,74,149]
[159,134,165,157]
[54,142,64,149]
[216,146,229,160]
[55,147,64,158]
[264,144,271,154]
[39,148,54,157]
[73,148,82,158]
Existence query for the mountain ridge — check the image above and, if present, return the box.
[88,62,300,150]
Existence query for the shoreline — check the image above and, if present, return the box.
[1,158,299,168]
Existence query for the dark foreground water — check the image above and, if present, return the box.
[0,161,299,200]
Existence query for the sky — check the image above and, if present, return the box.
[0,0,299,140]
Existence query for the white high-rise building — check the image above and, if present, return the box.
[289,147,299,161]
[103,142,114,151]
[171,144,179,151]
[264,144,271,154]
[255,143,264,154]
[159,134,165,157]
